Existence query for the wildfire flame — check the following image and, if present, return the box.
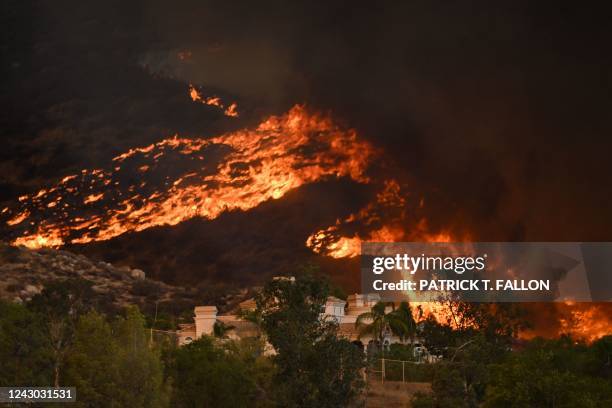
[519,301,612,343]
[2,106,374,249]
[189,84,239,117]
[306,180,452,258]
[3,94,450,257]
[558,302,612,342]
[409,301,612,343]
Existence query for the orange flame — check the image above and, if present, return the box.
[519,302,612,343]
[558,302,612,342]
[188,84,239,117]
[6,210,30,226]
[412,301,612,343]
[4,106,373,248]
[306,180,452,258]
[83,193,104,204]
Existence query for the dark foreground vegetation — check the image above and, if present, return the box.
[405,334,612,408]
[0,276,364,407]
[363,300,612,407]
[1,275,611,407]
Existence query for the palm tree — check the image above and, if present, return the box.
[356,301,418,345]
[355,302,409,344]
[392,302,418,343]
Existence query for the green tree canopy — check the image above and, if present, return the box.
[484,337,612,408]
[29,278,94,387]
[171,336,257,408]
[62,311,119,407]
[255,275,365,408]
[112,307,169,407]
[0,300,53,386]
[62,307,169,408]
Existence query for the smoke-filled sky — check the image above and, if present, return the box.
[1,1,611,287]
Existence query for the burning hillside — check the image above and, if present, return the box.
[1,106,379,249]
[1,99,457,259]
[1,99,610,343]
[3,11,612,407]
[1,0,611,347]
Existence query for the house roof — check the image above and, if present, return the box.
[218,315,260,338]
[338,322,360,340]
[239,298,257,311]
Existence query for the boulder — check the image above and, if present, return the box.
[24,284,41,295]
[130,269,145,280]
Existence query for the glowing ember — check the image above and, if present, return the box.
[177,50,192,61]
[188,84,239,117]
[3,105,373,248]
[83,193,104,204]
[224,102,238,118]
[6,210,29,226]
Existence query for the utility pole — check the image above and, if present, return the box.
[150,301,158,345]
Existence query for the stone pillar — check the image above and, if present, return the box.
[194,306,218,338]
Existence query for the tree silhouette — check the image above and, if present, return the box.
[355,301,410,344]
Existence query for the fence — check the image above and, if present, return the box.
[368,358,436,384]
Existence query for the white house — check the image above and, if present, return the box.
[177,301,260,346]
[177,292,425,355]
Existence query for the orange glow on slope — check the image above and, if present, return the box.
[188,84,239,117]
[519,302,612,343]
[4,106,374,248]
[306,180,452,258]
[412,301,612,343]
[557,302,612,342]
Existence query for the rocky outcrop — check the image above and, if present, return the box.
[0,243,254,315]
[0,242,188,308]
